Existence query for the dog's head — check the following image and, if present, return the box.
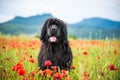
[40,18,67,43]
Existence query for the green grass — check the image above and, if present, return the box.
[0,36,120,80]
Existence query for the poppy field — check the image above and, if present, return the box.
[0,35,120,80]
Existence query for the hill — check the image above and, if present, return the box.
[68,17,120,39]
[0,14,120,39]
[0,13,53,34]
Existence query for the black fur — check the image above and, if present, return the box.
[38,18,73,70]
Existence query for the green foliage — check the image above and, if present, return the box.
[35,34,40,39]
[68,35,77,39]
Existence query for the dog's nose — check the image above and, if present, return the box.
[51,28,56,36]
[51,25,57,32]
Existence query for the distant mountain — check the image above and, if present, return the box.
[68,17,120,39]
[6,14,53,25]
[0,14,120,39]
[0,13,53,34]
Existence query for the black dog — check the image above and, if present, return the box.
[38,18,73,70]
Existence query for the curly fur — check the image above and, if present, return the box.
[38,18,73,70]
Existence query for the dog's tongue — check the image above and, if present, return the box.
[50,36,57,42]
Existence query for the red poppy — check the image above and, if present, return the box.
[82,76,89,80]
[12,63,23,71]
[30,55,32,58]
[98,56,101,60]
[29,72,35,77]
[24,51,28,56]
[12,63,26,76]
[12,66,15,71]
[44,60,51,67]
[114,50,117,55]
[61,69,68,77]
[51,66,57,71]
[83,71,89,76]
[109,64,117,70]
[29,58,35,63]
[2,69,6,73]
[43,69,52,75]
[83,51,88,55]
[53,72,63,80]
[17,68,26,76]
[70,65,75,69]
[20,57,26,63]
[2,69,7,78]
[65,77,71,80]
[6,57,10,61]
[2,46,6,49]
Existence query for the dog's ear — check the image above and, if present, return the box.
[62,24,67,42]
[40,19,49,41]
[60,20,68,43]
[55,18,68,43]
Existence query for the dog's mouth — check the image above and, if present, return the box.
[49,36,57,42]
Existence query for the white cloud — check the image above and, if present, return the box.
[0,0,120,23]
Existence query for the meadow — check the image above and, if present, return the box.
[0,35,120,80]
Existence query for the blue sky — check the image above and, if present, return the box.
[0,0,120,23]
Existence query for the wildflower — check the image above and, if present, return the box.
[6,57,10,62]
[30,55,32,58]
[61,69,68,77]
[29,56,35,63]
[12,63,26,76]
[82,76,89,80]
[24,51,28,56]
[12,67,15,71]
[83,71,89,77]
[43,69,52,75]
[20,57,26,63]
[83,51,88,55]
[17,68,26,76]
[109,64,117,70]
[2,69,7,78]
[30,78,34,80]
[51,66,57,71]
[29,44,32,47]
[33,68,39,73]
[65,77,71,80]
[2,69,6,73]
[70,65,75,69]
[44,60,51,67]
[29,72,35,77]
[53,72,63,80]
[98,56,101,60]
[12,63,23,71]
[114,50,117,55]
[2,46,6,49]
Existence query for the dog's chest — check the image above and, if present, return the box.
[47,45,64,61]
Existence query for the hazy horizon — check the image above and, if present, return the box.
[1,13,120,24]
